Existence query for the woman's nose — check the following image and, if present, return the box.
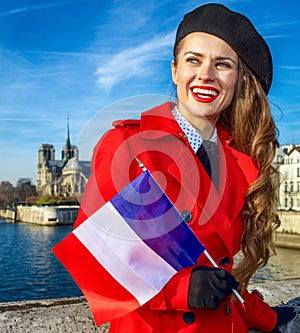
[197,63,215,82]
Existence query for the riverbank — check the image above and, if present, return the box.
[275,232,300,249]
[0,208,299,231]
[278,211,300,234]
[0,279,299,333]
[0,205,79,225]
[16,205,79,225]
[0,207,16,220]
[275,210,300,249]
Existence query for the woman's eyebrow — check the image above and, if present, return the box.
[215,56,237,65]
[184,51,237,65]
[183,51,203,57]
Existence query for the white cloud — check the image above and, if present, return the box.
[95,32,174,93]
[0,0,78,17]
[278,65,300,70]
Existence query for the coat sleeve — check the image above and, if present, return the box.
[236,289,277,332]
[138,267,193,312]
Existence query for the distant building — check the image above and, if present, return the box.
[36,120,91,199]
[274,144,300,211]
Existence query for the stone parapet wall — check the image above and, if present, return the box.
[16,205,79,225]
[0,208,16,221]
[278,211,300,234]
[0,279,299,333]
[275,232,300,249]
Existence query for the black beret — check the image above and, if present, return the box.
[174,3,273,94]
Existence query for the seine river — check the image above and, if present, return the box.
[0,218,299,303]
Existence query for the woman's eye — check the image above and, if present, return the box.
[216,62,231,69]
[186,57,199,64]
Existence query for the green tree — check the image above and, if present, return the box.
[35,195,61,206]
[0,181,16,205]
[15,178,36,203]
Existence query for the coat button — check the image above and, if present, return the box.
[181,210,192,222]
[219,256,230,267]
[183,312,195,324]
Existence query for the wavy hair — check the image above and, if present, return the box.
[173,39,281,290]
[219,59,281,290]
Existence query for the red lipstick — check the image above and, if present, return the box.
[191,86,219,103]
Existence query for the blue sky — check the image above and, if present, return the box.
[0,0,299,185]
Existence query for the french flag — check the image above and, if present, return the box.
[53,170,205,326]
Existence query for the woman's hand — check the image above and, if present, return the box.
[188,266,239,309]
[271,306,296,333]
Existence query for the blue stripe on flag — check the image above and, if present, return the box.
[110,171,205,271]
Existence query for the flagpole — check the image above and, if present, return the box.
[135,157,147,172]
[203,250,244,304]
[135,157,244,304]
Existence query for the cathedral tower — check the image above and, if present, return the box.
[61,117,78,163]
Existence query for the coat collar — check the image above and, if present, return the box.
[139,102,181,140]
[138,102,259,188]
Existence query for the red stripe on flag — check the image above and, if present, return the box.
[52,232,140,326]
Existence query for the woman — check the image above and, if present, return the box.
[74,4,295,332]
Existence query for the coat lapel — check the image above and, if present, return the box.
[219,144,259,222]
[167,147,234,253]
[166,137,259,255]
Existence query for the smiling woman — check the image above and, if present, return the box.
[52,3,296,333]
[49,4,295,333]
[171,32,238,137]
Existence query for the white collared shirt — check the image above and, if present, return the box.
[171,106,218,153]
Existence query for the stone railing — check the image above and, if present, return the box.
[0,279,299,333]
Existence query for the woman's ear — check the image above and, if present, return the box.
[171,60,178,85]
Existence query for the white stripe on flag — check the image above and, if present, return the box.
[73,201,177,305]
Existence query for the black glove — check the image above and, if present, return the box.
[188,266,239,310]
[271,306,296,333]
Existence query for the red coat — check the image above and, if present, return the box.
[75,102,277,333]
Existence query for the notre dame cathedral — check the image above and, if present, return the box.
[36,121,91,199]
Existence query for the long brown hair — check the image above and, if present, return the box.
[219,59,280,290]
[174,38,280,289]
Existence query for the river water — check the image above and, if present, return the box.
[0,218,299,303]
[0,219,81,303]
